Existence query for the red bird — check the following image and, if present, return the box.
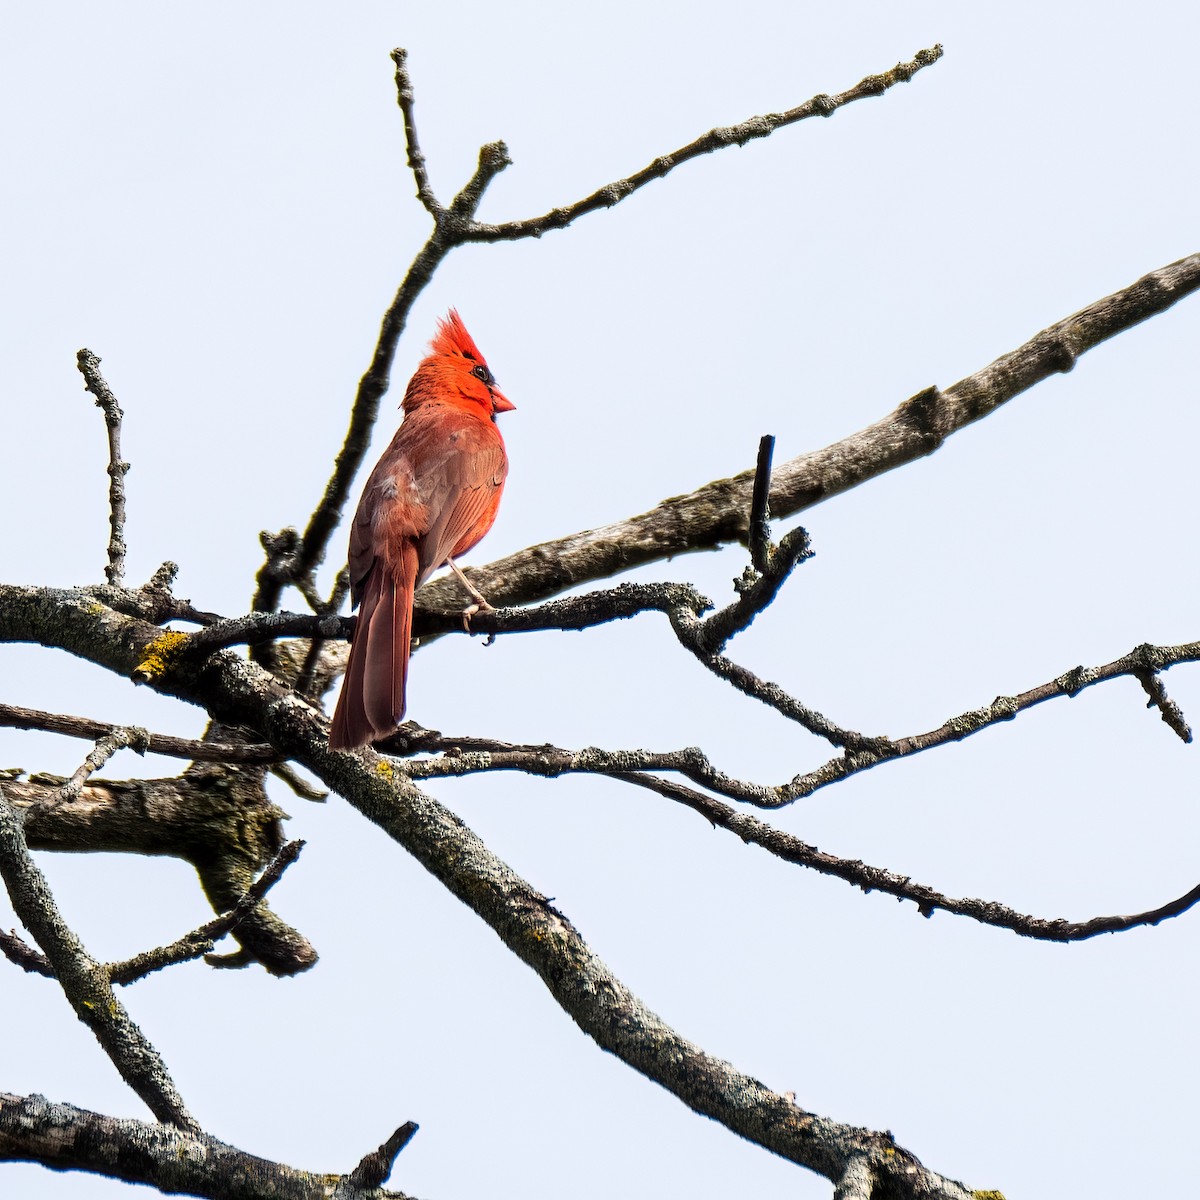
[329,310,514,749]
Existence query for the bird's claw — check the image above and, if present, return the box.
[461,598,495,632]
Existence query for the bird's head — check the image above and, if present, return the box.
[405,309,515,420]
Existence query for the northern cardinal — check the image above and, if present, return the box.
[329,310,514,749]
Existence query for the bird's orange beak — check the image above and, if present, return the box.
[492,388,515,413]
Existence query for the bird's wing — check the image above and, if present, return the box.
[415,428,508,583]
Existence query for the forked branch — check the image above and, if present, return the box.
[255,44,944,614]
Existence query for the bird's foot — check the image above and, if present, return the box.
[447,558,496,630]
[460,597,495,632]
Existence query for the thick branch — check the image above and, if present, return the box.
[418,253,1200,614]
[0,586,979,1195]
[0,1093,415,1200]
[4,767,316,977]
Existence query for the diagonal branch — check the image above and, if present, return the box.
[463,46,943,242]
[783,639,1200,802]
[418,253,1200,614]
[0,585,981,1197]
[341,1121,419,1194]
[108,840,304,984]
[0,787,198,1131]
[58,727,149,803]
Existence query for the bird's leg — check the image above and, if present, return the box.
[447,558,494,630]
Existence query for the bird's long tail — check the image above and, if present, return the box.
[329,544,418,750]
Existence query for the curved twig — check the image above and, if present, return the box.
[615,771,1200,941]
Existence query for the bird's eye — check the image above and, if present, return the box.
[471,363,495,387]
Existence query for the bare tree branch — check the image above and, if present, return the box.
[748,434,776,573]
[0,925,52,976]
[783,638,1200,802]
[256,45,944,617]
[0,585,982,1196]
[410,633,1199,808]
[0,1093,417,1200]
[697,522,813,654]
[58,727,149,803]
[0,787,199,1131]
[1,842,304,983]
[4,767,316,977]
[614,770,1200,941]
[833,1157,877,1200]
[391,48,440,216]
[1136,670,1193,743]
[418,253,1200,614]
[463,47,944,242]
[76,349,129,587]
[108,840,304,985]
[341,1121,419,1194]
[0,701,278,763]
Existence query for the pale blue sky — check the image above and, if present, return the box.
[2,4,1198,1198]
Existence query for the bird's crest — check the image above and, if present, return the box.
[431,309,486,364]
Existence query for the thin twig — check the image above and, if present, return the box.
[58,728,149,803]
[782,639,1200,802]
[76,349,130,587]
[295,568,352,698]
[0,701,278,763]
[1137,671,1192,743]
[670,604,869,749]
[0,925,53,977]
[108,841,304,985]
[269,762,328,802]
[464,47,944,242]
[399,736,794,809]
[615,770,1200,941]
[391,48,441,217]
[748,434,776,572]
[343,1122,420,1193]
[698,523,813,654]
[0,786,199,1130]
